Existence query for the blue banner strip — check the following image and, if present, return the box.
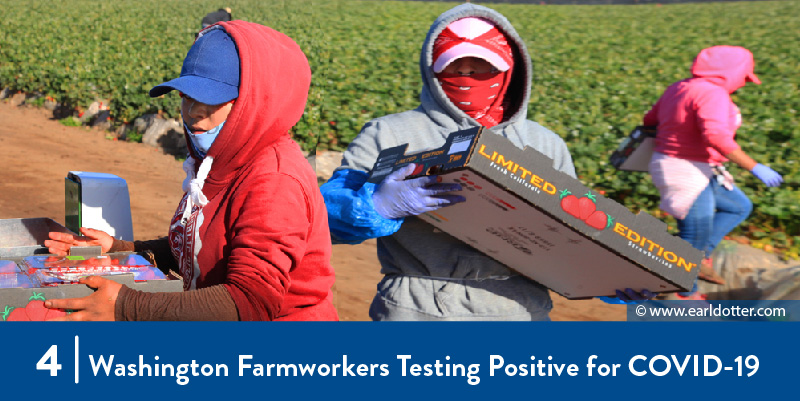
[0,322,796,400]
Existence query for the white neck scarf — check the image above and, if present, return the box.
[180,156,214,222]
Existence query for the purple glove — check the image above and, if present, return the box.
[372,164,466,220]
[615,288,656,303]
[751,164,783,187]
[597,288,656,304]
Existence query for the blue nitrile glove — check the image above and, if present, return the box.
[751,164,783,187]
[598,288,656,305]
[372,164,466,220]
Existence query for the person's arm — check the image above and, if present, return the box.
[115,284,238,321]
[321,119,464,244]
[694,90,782,187]
[321,169,405,244]
[221,172,318,321]
[42,225,237,320]
[694,88,741,156]
[108,237,178,273]
[48,172,317,321]
[47,228,178,274]
[727,148,783,187]
[45,227,115,255]
[724,148,757,171]
[321,120,397,243]
[322,120,400,243]
[45,276,238,321]
[322,164,464,244]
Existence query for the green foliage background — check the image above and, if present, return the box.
[0,0,798,253]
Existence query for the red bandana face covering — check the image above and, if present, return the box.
[437,70,510,127]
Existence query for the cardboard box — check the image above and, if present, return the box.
[0,273,183,321]
[609,126,657,172]
[0,218,182,321]
[369,127,702,299]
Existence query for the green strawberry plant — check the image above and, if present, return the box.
[0,0,797,258]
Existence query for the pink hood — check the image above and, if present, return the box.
[691,46,761,94]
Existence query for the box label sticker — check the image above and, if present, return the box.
[448,138,472,155]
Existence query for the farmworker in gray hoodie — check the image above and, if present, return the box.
[321,4,650,321]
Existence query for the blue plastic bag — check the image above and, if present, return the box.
[320,169,404,244]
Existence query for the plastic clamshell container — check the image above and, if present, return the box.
[23,253,166,285]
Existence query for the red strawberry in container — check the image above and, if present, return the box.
[3,293,67,321]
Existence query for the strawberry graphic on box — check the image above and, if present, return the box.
[2,292,67,321]
[559,190,613,231]
[577,195,597,220]
[585,210,611,231]
[559,190,580,219]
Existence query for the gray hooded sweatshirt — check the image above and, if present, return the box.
[336,4,577,320]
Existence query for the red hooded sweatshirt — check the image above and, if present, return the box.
[643,46,760,164]
[168,21,337,321]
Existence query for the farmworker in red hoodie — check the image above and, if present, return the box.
[645,45,783,300]
[321,3,652,321]
[43,21,338,321]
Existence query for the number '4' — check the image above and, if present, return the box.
[37,345,62,376]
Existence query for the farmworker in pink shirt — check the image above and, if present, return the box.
[645,46,783,299]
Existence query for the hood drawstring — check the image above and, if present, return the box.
[181,156,214,223]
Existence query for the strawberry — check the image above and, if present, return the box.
[577,193,598,220]
[585,210,609,230]
[559,189,581,219]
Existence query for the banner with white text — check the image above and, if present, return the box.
[0,321,794,400]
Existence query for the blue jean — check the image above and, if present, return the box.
[677,179,752,294]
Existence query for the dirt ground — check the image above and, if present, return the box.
[0,101,625,321]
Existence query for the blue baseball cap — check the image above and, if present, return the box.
[150,27,239,105]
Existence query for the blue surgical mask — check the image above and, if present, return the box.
[185,121,225,158]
